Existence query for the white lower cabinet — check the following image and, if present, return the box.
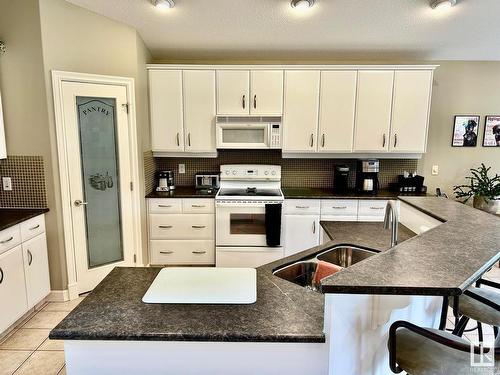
[0,214,50,335]
[284,199,321,257]
[357,200,389,222]
[148,199,215,265]
[0,245,28,333]
[23,233,51,308]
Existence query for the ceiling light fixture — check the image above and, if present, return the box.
[291,0,315,10]
[152,0,175,10]
[430,0,456,10]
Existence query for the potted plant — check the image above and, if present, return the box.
[453,164,500,215]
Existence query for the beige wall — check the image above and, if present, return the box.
[420,61,500,197]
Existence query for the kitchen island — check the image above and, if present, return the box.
[50,197,500,375]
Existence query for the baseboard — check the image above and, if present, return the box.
[47,290,70,302]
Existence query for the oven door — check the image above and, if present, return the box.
[216,123,270,149]
[216,203,271,247]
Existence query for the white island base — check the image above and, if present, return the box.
[63,294,441,375]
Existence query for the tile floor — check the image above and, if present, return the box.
[0,296,85,375]
[1,267,499,374]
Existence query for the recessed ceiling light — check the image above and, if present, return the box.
[291,0,315,10]
[152,0,174,10]
[430,0,457,10]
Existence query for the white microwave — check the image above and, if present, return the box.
[216,121,281,149]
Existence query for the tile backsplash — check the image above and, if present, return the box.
[0,156,47,208]
[147,150,419,193]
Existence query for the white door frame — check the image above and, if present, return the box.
[52,71,142,300]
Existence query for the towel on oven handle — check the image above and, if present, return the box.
[265,203,282,247]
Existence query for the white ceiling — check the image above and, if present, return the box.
[65,0,500,61]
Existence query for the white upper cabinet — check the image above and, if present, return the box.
[283,70,321,152]
[183,70,217,153]
[216,70,250,115]
[353,71,395,152]
[250,70,283,115]
[149,70,184,152]
[318,71,357,152]
[390,70,433,153]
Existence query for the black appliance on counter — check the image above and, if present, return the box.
[355,159,380,194]
[390,174,426,193]
[195,172,220,190]
[333,165,350,193]
[155,170,175,192]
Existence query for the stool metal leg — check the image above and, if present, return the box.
[478,322,484,343]
[453,316,470,337]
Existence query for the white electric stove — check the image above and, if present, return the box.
[215,165,284,268]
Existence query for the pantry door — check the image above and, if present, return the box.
[59,80,136,294]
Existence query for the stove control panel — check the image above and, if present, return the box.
[220,165,281,181]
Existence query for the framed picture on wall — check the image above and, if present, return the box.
[452,115,480,147]
[483,115,500,147]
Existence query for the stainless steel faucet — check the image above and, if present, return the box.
[384,201,399,248]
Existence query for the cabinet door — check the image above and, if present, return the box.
[183,70,216,152]
[283,71,320,152]
[149,70,184,152]
[284,215,320,257]
[23,233,50,308]
[250,70,283,115]
[353,71,394,152]
[0,246,28,333]
[318,71,357,152]
[216,70,250,115]
[0,90,7,159]
[390,70,433,153]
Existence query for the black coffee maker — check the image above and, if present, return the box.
[333,165,350,193]
[355,160,380,194]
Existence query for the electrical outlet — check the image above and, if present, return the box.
[431,165,439,176]
[178,164,186,174]
[2,177,12,191]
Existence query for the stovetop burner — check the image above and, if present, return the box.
[218,188,282,197]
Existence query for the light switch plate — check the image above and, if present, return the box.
[2,177,12,191]
[178,164,186,174]
[431,165,439,175]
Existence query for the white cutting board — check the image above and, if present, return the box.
[142,267,257,304]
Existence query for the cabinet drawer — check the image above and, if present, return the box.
[182,199,214,214]
[150,240,215,265]
[0,225,22,255]
[320,200,358,217]
[20,215,45,242]
[148,199,182,214]
[284,199,321,215]
[149,214,214,240]
[358,200,389,222]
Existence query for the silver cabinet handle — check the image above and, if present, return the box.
[176,133,180,146]
[310,134,314,147]
[394,134,398,148]
[192,250,207,255]
[188,133,191,147]
[158,225,173,229]
[332,206,347,209]
[253,95,257,109]
[322,134,325,147]
[158,204,172,208]
[192,225,206,229]
[295,206,310,209]
[191,204,206,208]
[0,267,3,284]
[242,95,246,109]
[74,200,88,207]
[29,224,40,231]
[160,250,173,254]
[370,206,385,210]
[382,133,386,148]
[0,236,13,244]
[27,250,33,266]
[312,221,316,234]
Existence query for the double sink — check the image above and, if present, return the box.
[273,245,379,292]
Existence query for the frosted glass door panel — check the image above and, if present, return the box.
[77,97,123,268]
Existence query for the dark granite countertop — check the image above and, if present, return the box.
[320,221,416,252]
[146,186,218,199]
[0,208,49,231]
[282,187,426,200]
[320,197,500,296]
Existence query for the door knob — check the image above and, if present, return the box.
[74,200,88,207]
